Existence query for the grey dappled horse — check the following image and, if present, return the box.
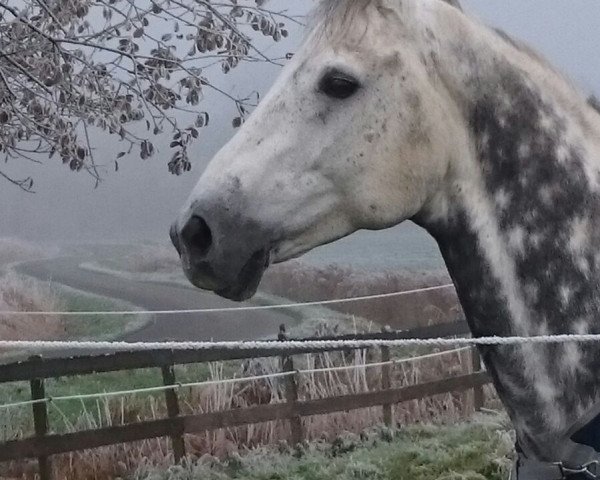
[171,1,600,478]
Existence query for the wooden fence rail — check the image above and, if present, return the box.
[0,320,489,480]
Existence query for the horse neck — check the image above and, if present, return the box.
[415,11,600,460]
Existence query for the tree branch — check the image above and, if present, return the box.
[0,169,35,192]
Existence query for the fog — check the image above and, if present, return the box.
[1,0,599,245]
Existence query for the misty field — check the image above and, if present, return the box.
[0,238,149,351]
[0,274,146,348]
[0,240,506,480]
[90,243,461,331]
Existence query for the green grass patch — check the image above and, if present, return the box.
[0,361,224,438]
[56,287,148,341]
[133,420,515,480]
[0,280,227,437]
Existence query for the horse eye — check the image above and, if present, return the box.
[319,72,360,100]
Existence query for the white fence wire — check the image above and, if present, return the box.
[0,279,594,418]
[0,284,455,316]
[1,333,600,352]
[0,346,472,412]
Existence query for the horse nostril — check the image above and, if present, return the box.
[181,215,213,257]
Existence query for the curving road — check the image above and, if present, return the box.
[17,256,297,343]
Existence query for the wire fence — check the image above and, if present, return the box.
[1,279,595,417]
[2,278,597,475]
[0,346,471,412]
[0,371,295,411]
[0,306,497,477]
[1,280,593,351]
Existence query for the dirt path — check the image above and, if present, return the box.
[17,257,297,343]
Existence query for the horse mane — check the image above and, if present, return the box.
[492,28,549,65]
[310,0,462,31]
[589,95,600,115]
[492,29,597,111]
[443,0,462,10]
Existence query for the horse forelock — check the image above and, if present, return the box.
[309,0,377,37]
[309,0,461,35]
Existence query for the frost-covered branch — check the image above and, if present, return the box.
[0,0,293,185]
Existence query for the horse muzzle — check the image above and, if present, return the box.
[169,204,273,301]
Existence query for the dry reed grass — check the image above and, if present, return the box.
[1,343,496,480]
[262,262,461,329]
[0,236,64,344]
[0,272,65,342]
[121,245,179,274]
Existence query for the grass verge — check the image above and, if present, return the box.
[0,362,215,437]
[55,285,150,341]
[133,418,515,480]
[0,273,155,436]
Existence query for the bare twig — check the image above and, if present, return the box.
[0,169,35,192]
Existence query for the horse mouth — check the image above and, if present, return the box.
[214,247,271,301]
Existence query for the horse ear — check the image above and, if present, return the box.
[442,0,463,11]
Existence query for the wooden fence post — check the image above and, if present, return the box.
[30,358,51,480]
[380,326,393,428]
[279,324,303,445]
[161,361,186,463]
[471,347,484,411]
[282,356,303,445]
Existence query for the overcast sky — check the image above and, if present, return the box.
[2,0,599,245]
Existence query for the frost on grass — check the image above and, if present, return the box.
[123,245,180,274]
[0,272,65,341]
[4,342,501,479]
[134,419,514,480]
[0,238,63,341]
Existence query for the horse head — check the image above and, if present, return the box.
[170,0,466,301]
